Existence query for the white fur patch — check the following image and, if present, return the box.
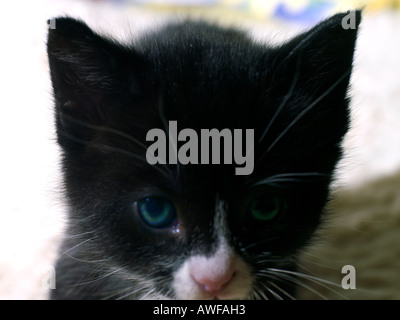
[172,199,253,299]
[172,238,253,299]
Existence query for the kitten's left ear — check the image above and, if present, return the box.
[275,10,361,80]
[272,10,361,101]
[266,11,361,152]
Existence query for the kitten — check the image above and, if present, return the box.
[47,11,361,299]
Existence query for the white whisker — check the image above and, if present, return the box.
[261,283,283,300]
[264,270,329,300]
[116,288,146,300]
[59,115,171,178]
[268,281,296,300]
[61,238,93,255]
[258,51,303,145]
[251,289,261,300]
[267,268,345,289]
[102,286,133,300]
[255,287,269,300]
[99,144,171,178]
[139,287,157,300]
[158,95,180,178]
[264,69,351,155]
[296,256,340,272]
[63,230,96,240]
[60,112,148,151]
[266,268,350,300]
[248,172,329,188]
[72,267,125,288]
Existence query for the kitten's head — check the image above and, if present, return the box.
[48,12,361,299]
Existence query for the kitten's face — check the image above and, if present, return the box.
[48,12,360,299]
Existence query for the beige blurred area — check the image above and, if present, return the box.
[0,0,399,299]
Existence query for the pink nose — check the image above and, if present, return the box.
[190,265,236,295]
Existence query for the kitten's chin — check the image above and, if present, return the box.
[171,241,253,300]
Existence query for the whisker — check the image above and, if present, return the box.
[102,286,134,300]
[266,268,349,300]
[139,287,157,300]
[162,285,175,300]
[252,290,260,300]
[60,238,108,264]
[253,252,294,269]
[59,112,172,178]
[158,94,180,178]
[71,267,125,288]
[248,172,329,188]
[242,238,277,251]
[258,50,303,144]
[60,252,108,264]
[331,222,372,236]
[59,130,171,178]
[267,268,345,290]
[116,287,147,300]
[257,178,318,184]
[263,270,329,300]
[259,172,328,180]
[63,230,96,240]
[60,112,148,151]
[109,276,158,300]
[262,69,351,156]
[254,287,269,300]
[299,251,351,266]
[296,255,341,272]
[99,144,170,177]
[268,281,296,300]
[261,282,283,300]
[61,238,93,256]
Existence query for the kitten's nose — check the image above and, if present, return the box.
[190,262,236,295]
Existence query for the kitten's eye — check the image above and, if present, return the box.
[247,196,283,222]
[137,197,177,229]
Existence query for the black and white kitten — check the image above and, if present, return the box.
[47,11,361,300]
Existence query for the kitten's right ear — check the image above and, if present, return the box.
[47,17,141,149]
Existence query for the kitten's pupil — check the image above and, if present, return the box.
[248,196,281,221]
[137,197,177,228]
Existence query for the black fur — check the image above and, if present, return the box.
[48,11,361,299]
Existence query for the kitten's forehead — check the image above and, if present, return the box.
[145,41,268,127]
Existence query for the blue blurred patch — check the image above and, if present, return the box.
[274,0,335,25]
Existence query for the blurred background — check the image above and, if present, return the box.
[0,0,399,299]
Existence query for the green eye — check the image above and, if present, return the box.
[137,197,177,229]
[247,196,283,222]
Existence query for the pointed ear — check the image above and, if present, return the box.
[272,10,361,101]
[267,11,361,147]
[260,11,361,172]
[47,17,141,149]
